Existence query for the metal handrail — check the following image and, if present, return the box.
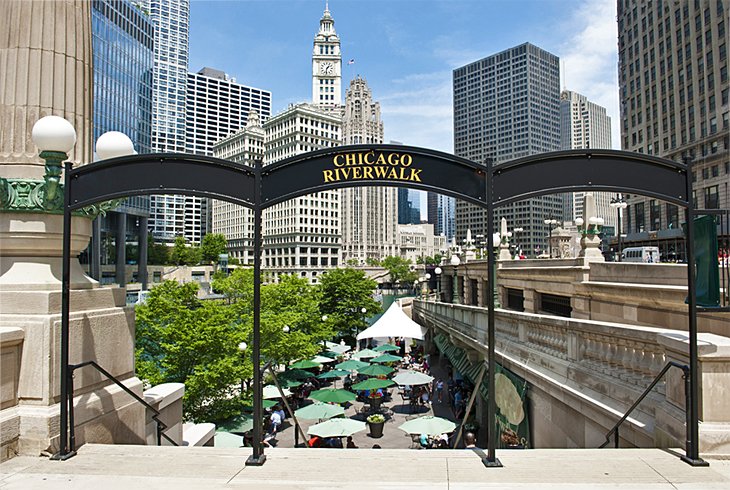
[600,361,690,454]
[67,360,179,451]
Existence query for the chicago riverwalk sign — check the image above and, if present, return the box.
[57,144,703,468]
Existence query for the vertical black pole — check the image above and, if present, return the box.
[246,160,266,466]
[617,199,623,262]
[681,159,708,466]
[51,161,76,460]
[484,159,502,467]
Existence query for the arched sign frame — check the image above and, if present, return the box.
[56,146,703,467]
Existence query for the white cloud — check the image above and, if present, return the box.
[559,0,621,148]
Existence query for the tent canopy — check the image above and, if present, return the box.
[357,302,425,340]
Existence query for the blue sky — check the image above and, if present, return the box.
[189,0,620,152]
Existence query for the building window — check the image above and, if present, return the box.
[540,293,572,318]
[634,202,645,232]
[704,185,719,209]
[650,200,661,230]
[666,204,679,229]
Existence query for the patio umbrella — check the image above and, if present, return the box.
[281,369,312,380]
[309,388,357,404]
[328,343,351,355]
[243,399,277,411]
[352,348,380,359]
[310,355,336,364]
[351,377,394,391]
[263,385,292,399]
[357,364,393,377]
[335,359,370,371]
[398,415,457,436]
[278,378,302,389]
[371,353,402,364]
[216,414,253,434]
[290,359,321,370]
[307,418,367,437]
[373,343,399,352]
[316,369,351,379]
[294,402,345,420]
[393,371,434,386]
[214,431,244,448]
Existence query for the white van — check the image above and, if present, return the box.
[622,246,660,263]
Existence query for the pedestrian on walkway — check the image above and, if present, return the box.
[464,432,477,449]
[435,378,444,403]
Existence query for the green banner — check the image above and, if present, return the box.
[685,215,721,307]
[434,333,530,448]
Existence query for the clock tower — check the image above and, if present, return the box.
[312,3,341,107]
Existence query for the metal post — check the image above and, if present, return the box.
[484,159,502,467]
[681,158,708,467]
[51,161,76,460]
[246,159,266,466]
[452,269,460,304]
[617,206,623,262]
[138,216,148,290]
[115,212,126,286]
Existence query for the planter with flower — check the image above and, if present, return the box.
[366,413,386,438]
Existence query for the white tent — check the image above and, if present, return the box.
[357,302,426,340]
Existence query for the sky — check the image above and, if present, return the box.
[189,0,621,153]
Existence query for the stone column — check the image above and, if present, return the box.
[138,217,149,290]
[115,212,127,286]
[0,1,144,460]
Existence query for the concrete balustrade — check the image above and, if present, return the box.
[414,300,730,455]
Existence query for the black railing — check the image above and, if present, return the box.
[599,361,704,465]
[67,361,178,451]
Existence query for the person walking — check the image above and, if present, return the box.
[435,378,444,403]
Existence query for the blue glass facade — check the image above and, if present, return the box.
[92,0,153,216]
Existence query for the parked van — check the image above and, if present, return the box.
[622,246,660,263]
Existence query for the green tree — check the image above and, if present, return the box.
[170,236,200,265]
[147,235,169,265]
[318,267,382,341]
[200,233,227,265]
[380,255,418,285]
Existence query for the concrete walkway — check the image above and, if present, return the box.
[2,444,729,489]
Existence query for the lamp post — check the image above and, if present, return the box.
[512,228,523,258]
[434,267,442,301]
[543,219,558,258]
[450,254,461,304]
[610,194,627,261]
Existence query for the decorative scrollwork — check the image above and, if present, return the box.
[0,178,121,217]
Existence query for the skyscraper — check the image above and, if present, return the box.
[398,189,421,225]
[453,43,563,256]
[186,67,271,244]
[340,76,398,264]
[427,192,455,240]
[617,0,729,259]
[91,0,154,286]
[144,0,191,243]
[312,4,342,109]
[559,90,613,226]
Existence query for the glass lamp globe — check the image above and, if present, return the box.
[450,254,461,266]
[238,341,248,352]
[575,218,584,227]
[434,267,442,275]
[96,131,137,160]
[32,116,77,153]
[492,233,501,247]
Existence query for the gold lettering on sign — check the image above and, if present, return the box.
[324,151,422,183]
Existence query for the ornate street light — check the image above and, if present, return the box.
[610,194,628,261]
[543,219,558,258]
[450,254,461,304]
[434,266,442,301]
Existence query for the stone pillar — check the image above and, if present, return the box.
[89,217,102,280]
[0,1,145,460]
[115,212,127,286]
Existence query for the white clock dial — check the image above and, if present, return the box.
[320,62,334,75]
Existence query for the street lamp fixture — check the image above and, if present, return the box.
[450,254,461,304]
[610,195,628,261]
[543,219,558,258]
[434,266,442,301]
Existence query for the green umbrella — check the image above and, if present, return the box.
[393,371,434,386]
[263,385,292,399]
[309,388,357,404]
[281,369,312,380]
[358,364,394,377]
[398,415,457,436]
[371,353,402,364]
[290,359,321,370]
[243,399,277,411]
[216,414,254,434]
[352,348,380,359]
[351,377,394,391]
[214,431,244,448]
[335,359,370,371]
[294,402,345,420]
[373,344,399,352]
[307,418,367,437]
[317,369,351,379]
[278,378,302,388]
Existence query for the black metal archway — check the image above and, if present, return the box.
[56,145,704,467]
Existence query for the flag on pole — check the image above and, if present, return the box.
[347,59,355,65]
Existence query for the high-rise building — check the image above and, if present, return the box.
[312,4,342,109]
[340,76,398,264]
[559,90,614,226]
[186,67,271,244]
[144,0,191,244]
[427,192,455,240]
[617,0,729,259]
[453,43,564,256]
[398,189,422,224]
[262,104,342,283]
[212,111,265,264]
[90,0,154,286]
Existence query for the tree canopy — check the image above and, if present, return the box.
[318,267,382,341]
[380,256,418,285]
[200,233,227,265]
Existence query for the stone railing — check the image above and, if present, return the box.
[414,300,730,454]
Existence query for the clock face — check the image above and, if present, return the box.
[320,62,335,75]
